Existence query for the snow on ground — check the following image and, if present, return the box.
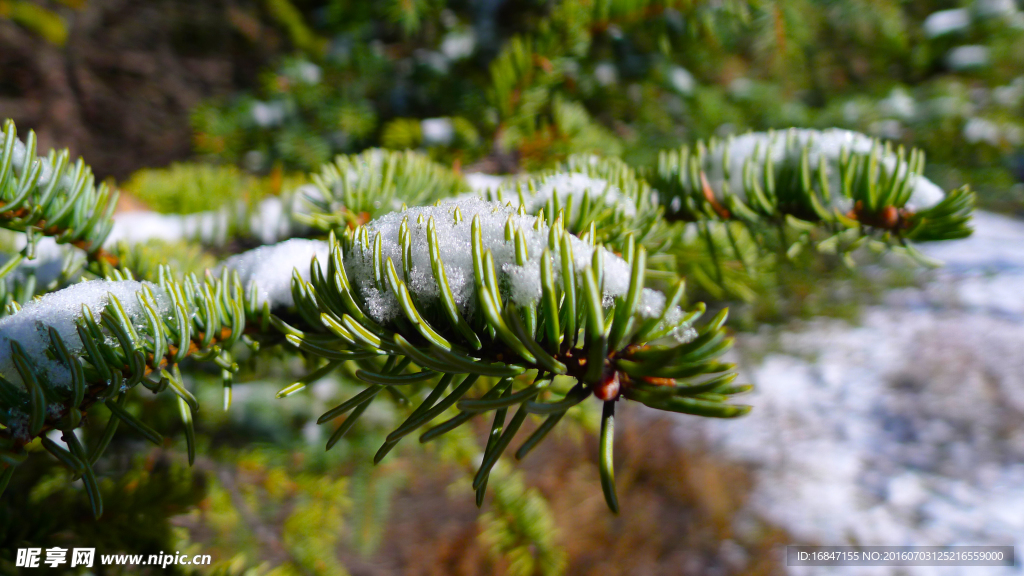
[898,211,1024,319]
[675,210,1024,575]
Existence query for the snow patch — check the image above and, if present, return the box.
[105,189,309,248]
[923,9,971,38]
[421,118,455,146]
[218,239,330,308]
[946,45,990,71]
[464,173,507,193]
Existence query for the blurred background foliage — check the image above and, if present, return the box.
[1,0,1021,574]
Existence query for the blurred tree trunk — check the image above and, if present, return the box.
[0,0,274,180]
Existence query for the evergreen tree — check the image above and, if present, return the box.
[0,0,1010,572]
[0,115,972,518]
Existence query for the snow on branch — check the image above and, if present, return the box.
[0,120,119,266]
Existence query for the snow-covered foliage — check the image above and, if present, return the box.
[2,123,118,255]
[701,129,947,211]
[421,118,455,146]
[8,137,75,196]
[307,148,466,227]
[0,280,161,389]
[489,173,638,218]
[668,66,696,95]
[250,190,314,244]
[343,198,684,335]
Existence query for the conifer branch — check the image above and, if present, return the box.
[0,267,254,516]
[273,199,747,511]
[0,196,749,515]
[476,155,673,252]
[648,129,975,297]
[301,148,469,232]
[652,129,974,254]
[0,123,978,519]
[0,120,121,273]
